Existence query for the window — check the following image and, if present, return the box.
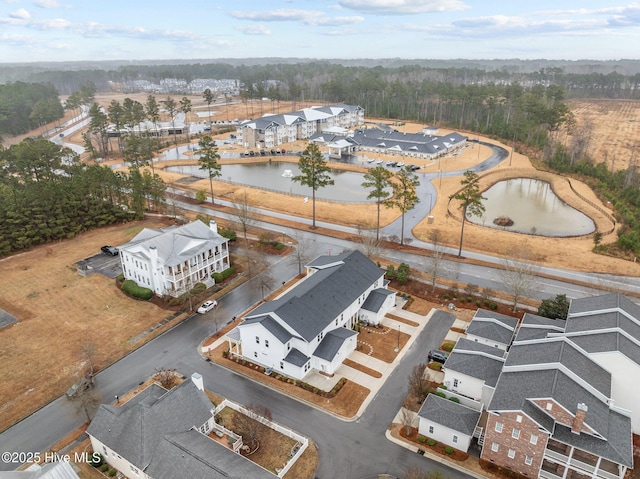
[256,336,260,344]
[254,352,257,358]
[280,361,284,369]
[530,435,538,445]
[508,449,515,459]
[495,422,503,433]
[512,428,520,439]
[265,339,269,348]
[491,443,499,452]
[453,379,459,388]
[546,402,553,411]
[525,456,533,466]
[429,426,434,434]
[453,435,458,443]
[287,342,291,350]
[516,415,523,423]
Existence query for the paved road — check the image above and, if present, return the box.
[0,245,469,478]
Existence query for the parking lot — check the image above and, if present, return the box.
[76,250,122,278]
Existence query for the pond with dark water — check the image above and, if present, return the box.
[166,162,391,203]
[468,178,595,237]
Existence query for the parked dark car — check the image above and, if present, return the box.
[249,150,255,156]
[101,245,119,256]
[427,350,449,364]
[260,150,266,156]
[270,149,276,155]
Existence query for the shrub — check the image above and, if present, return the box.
[443,294,450,300]
[483,299,491,307]
[475,300,482,307]
[445,446,454,455]
[191,282,206,295]
[386,264,396,280]
[117,273,124,282]
[449,397,460,403]
[418,436,427,443]
[490,302,498,310]
[89,453,103,467]
[427,438,437,446]
[108,469,117,477]
[213,266,236,284]
[459,297,466,303]
[430,362,442,371]
[438,384,447,390]
[274,242,284,250]
[435,391,446,398]
[195,190,207,203]
[467,296,473,302]
[441,342,454,352]
[396,262,411,284]
[121,279,153,300]
[218,226,237,242]
[100,464,109,472]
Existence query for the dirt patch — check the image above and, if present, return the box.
[358,324,411,363]
[386,313,420,327]
[342,358,383,378]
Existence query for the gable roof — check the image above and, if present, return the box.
[245,250,383,342]
[466,309,519,346]
[146,430,275,479]
[361,288,395,313]
[119,220,227,267]
[243,315,294,344]
[314,328,357,361]
[418,394,481,436]
[87,380,213,470]
[445,338,505,387]
[514,313,566,342]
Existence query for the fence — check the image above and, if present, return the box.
[214,399,309,478]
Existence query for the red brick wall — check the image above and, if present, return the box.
[481,411,549,477]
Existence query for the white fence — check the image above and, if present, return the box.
[214,399,309,478]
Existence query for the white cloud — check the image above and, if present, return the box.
[230,8,363,26]
[237,24,271,35]
[34,0,61,8]
[337,0,469,15]
[9,8,30,20]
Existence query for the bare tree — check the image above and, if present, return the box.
[154,367,179,389]
[75,386,101,423]
[424,229,448,292]
[81,343,97,386]
[400,407,415,435]
[256,268,275,301]
[288,229,313,276]
[235,403,272,450]
[356,223,382,259]
[497,242,540,311]
[407,363,430,403]
[231,190,256,244]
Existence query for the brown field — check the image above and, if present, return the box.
[564,98,640,171]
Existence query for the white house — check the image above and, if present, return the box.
[465,309,519,351]
[417,394,481,452]
[227,250,394,380]
[118,220,229,297]
[442,337,505,408]
[87,373,276,479]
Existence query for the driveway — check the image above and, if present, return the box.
[76,252,122,279]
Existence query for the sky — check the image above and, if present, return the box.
[1,0,640,63]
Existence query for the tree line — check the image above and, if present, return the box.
[0,137,166,257]
[0,82,64,140]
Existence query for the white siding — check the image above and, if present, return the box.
[417,417,474,452]
[443,370,485,402]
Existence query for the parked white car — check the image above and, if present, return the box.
[197,300,218,314]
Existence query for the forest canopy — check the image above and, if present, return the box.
[0,82,64,139]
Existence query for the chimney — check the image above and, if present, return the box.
[209,220,218,235]
[571,403,588,434]
[191,372,204,391]
[149,245,158,263]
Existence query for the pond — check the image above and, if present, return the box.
[165,162,391,203]
[468,178,595,237]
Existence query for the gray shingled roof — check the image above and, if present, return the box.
[514,313,566,342]
[314,328,357,361]
[242,315,294,344]
[245,250,383,342]
[466,309,519,346]
[417,394,481,436]
[568,292,640,317]
[569,331,640,367]
[504,339,611,397]
[119,220,227,268]
[284,348,309,367]
[361,288,395,313]
[146,430,276,479]
[87,380,213,470]
[445,338,505,387]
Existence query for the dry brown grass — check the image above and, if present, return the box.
[0,218,187,431]
[342,358,383,378]
[358,324,411,363]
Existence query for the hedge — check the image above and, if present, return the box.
[212,266,236,284]
[121,279,153,300]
